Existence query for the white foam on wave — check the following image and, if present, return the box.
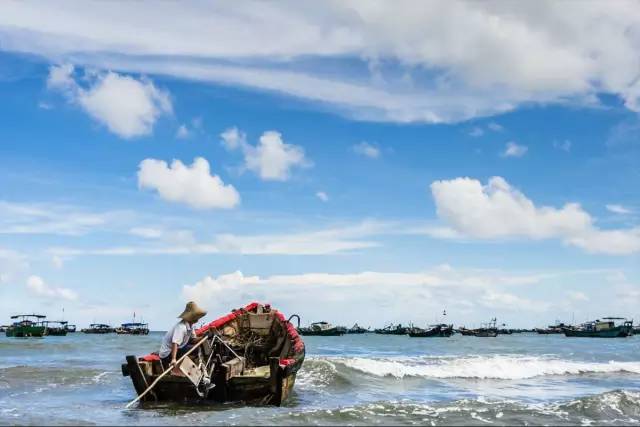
[330,355,640,380]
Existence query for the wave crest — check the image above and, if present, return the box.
[325,355,640,380]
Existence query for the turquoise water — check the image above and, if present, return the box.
[1,332,640,425]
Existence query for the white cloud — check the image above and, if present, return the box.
[606,204,632,215]
[47,64,171,138]
[26,275,77,301]
[316,191,329,202]
[129,227,164,239]
[6,3,640,122]
[502,141,528,158]
[353,142,381,159]
[138,157,240,209]
[49,221,385,257]
[0,200,123,236]
[430,176,640,255]
[221,128,310,181]
[220,127,245,151]
[181,266,556,324]
[175,117,203,140]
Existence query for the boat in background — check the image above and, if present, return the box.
[6,314,47,337]
[81,323,115,334]
[347,323,369,334]
[43,320,68,336]
[408,324,454,337]
[474,319,499,337]
[536,321,567,334]
[122,302,305,406]
[116,322,150,335]
[298,321,345,336]
[374,323,408,335]
[563,317,633,338]
[66,324,77,333]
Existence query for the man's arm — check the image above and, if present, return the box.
[170,343,178,366]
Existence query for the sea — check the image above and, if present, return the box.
[1,332,640,425]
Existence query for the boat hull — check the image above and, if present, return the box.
[564,326,632,338]
[6,325,46,337]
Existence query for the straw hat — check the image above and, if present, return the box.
[178,301,207,323]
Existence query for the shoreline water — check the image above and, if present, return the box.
[1,332,640,425]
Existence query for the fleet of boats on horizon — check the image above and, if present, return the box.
[2,312,636,340]
[296,316,637,338]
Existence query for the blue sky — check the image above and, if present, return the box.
[0,2,639,329]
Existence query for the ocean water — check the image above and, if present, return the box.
[1,332,640,425]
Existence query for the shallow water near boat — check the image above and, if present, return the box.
[1,332,640,425]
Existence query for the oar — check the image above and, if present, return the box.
[125,336,209,409]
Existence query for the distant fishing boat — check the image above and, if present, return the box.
[408,324,454,337]
[43,320,68,336]
[6,314,47,337]
[457,327,476,336]
[122,302,305,406]
[66,324,77,333]
[374,323,408,335]
[347,323,369,334]
[297,321,345,336]
[474,319,498,337]
[81,323,115,334]
[535,321,567,334]
[116,322,150,335]
[563,317,633,338]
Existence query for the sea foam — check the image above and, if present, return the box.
[328,355,640,380]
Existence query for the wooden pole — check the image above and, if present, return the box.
[125,336,208,409]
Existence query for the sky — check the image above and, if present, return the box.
[0,1,638,330]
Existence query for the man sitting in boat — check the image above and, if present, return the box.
[159,301,207,370]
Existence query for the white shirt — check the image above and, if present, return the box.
[159,320,195,359]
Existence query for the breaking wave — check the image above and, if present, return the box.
[300,355,640,382]
[269,390,640,426]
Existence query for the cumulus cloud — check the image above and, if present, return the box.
[181,267,557,325]
[430,176,640,255]
[6,3,640,122]
[46,64,171,138]
[316,191,329,202]
[26,275,77,301]
[353,142,381,159]
[137,157,240,209]
[502,141,528,158]
[221,128,310,181]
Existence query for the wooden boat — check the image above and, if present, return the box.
[297,321,345,336]
[116,322,150,335]
[457,327,476,336]
[66,324,77,333]
[5,314,47,337]
[81,323,115,334]
[563,317,633,338]
[374,323,407,335]
[535,321,567,334]
[408,324,454,337]
[347,323,369,334]
[43,320,68,336]
[473,319,498,337]
[122,302,305,407]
